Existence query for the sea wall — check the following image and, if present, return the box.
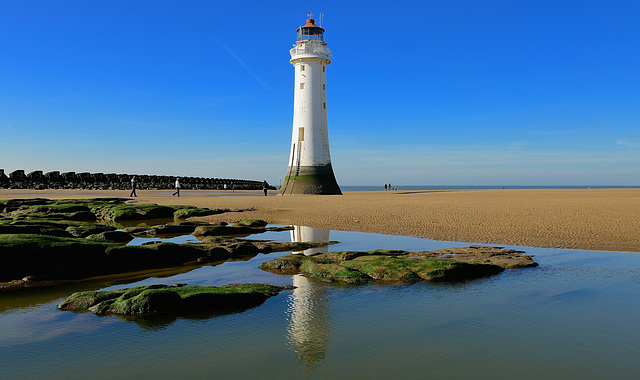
[0,168,267,190]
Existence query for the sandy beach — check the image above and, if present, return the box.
[2,188,639,252]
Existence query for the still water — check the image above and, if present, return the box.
[2,227,640,379]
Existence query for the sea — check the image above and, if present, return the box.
[341,185,638,192]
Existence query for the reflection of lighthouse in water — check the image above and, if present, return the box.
[286,225,332,372]
[286,274,331,372]
[291,226,330,256]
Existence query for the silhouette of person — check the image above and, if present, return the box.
[129,176,137,197]
[172,178,181,197]
[263,180,269,196]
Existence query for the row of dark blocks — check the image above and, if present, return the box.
[0,169,268,191]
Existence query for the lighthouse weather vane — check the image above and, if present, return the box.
[278,13,341,195]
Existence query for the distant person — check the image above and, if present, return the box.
[224,183,227,191]
[384,184,387,191]
[263,180,269,196]
[129,176,137,197]
[173,178,181,197]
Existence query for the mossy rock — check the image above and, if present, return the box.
[24,210,96,221]
[0,198,52,212]
[57,288,126,310]
[191,223,266,238]
[0,234,117,282]
[66,224,116,238]
[173,206,226,219]
[103,243,208,268]
[0,220,74,237]
[86,231,133,243]
[93,203,178,221]
[29,204,92,214]
[0,235,204,283]
[2,198,234,224]
[233,219,268,227]
[191,223,257,237]
[341,256,503,281]
[260,249,511,283]
[300,259,372,283]
[58,283,294,316]
[123,221,206,236]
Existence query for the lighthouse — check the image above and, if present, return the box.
[278,15,341,195]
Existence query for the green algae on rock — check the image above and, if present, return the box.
[123,221,209,237]
[94,203,177,221]
[173,206,228,219]
[233,219,269,227]
[191,220,284,238]
[1,198,226,223]
[57,283,294,316]
[85,230,134,243]
[259,246,537,283]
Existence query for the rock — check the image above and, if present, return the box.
[260,246,537,283]
[57,284,295,316]
[0,234,117,282]
[192,224,232,237]
[123,221,207,236]
[94,203,177,221]
[66,224,116,238]
[234,219,268,227]
[86,231,133,243]
[173,206,226,219]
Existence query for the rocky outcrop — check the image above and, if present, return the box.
[259,246,538,283]
[0,198,332,290]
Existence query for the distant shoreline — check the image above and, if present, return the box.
[2,188,639,253]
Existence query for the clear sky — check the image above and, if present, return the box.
[1,0,639,186]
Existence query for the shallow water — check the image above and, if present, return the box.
[2,227,640,379]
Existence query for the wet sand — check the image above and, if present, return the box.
[2,188,639,252]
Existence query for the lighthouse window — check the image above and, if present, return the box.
[323,84,326,90]
[301,65,305,71]
[323,102,327,109]
[322,66,326,72]
[300,83,305,89]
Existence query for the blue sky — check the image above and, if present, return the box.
[1,0,639,186]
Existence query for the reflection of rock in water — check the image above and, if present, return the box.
[291,226,330,256]
[286,275,331,373]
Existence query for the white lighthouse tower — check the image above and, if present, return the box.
[279,14,341,195]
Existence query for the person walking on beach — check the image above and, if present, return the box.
[172,178,181,197]
[263,180,269,196]
[129,176,137,197]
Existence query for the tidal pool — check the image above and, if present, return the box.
[1,227,640,379]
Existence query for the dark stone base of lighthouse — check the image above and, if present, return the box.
[278,164,342,195]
